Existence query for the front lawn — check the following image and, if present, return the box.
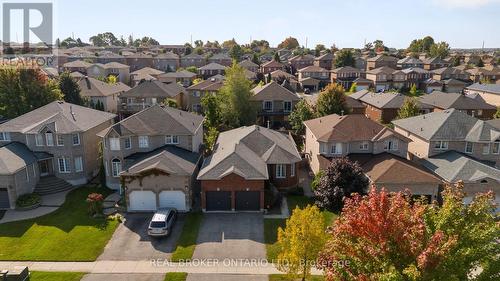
[269,274,324,281]
[164,272,187,281]
[30,271,86,281]
[287,195,337,225]
[170,212,203,261]
[0,186,119,261]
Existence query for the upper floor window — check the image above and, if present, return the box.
[57,135,64,146]
[263,101,273,112]
[290,164,295,177]
[359,141,369,151]
[124,137,131,149]
[465,142,473,154]
[109,137,120,151]
[165,135,179,144]
[493,141,500,154]
[276,164,286,179]
[0,132,10,141]
[434,141,448,150]
[139,136,149,148]
[72,134,80,145]
[45,132,54,146]
[35,134,43,146]
[482,143,490,155]
[283,101,292,112]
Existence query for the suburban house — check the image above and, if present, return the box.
[197,125,301,211]
[419,91,497,120]
[238,59,260,73]
[130,67,165,86]
[466,67,497,83]
[422,78,443,93]
[330,66,363,90]
[304,94,365,115]
[422,57,450,71]
[250,81,301,128]
[180,53,206,68]
[0,101,115,209]
[118,80,186,117]
[97,105,203,212]
[351,77,373,91]
[261,60,286,74]
[198,62,226,79]
[86,62,130,84]
[365,66,399,91]
[297,65,330,90]
[442,78,469,93]
[366,54,398,70]
[152,52,180,72]
[401,67,432,88]
[397,57,424,69]
[267,69,299,90]
[185,77,224,113]
[314,52,334,70]
[288,54,315,72]
[77,76,131,113]
[157,70,197,87]
[465,83,500,106]
[62,60,92,74]
[208,53,232,67]
[124,53,154,72]
[432,67,470,81]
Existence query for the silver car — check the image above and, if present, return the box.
[147,208,177,237]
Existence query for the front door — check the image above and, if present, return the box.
[39,160,49,176]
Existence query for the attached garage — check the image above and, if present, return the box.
[235,191,260,211]
[205,191,231,211]
[159,191,187,211]
[129,190,156,211]
[0,188,10,209]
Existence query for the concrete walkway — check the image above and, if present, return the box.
[0,260,323,275]
[299,163,314,197]
[263,198,289,219]
[0,189,71,224]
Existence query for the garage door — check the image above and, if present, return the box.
[0,188,10,209]
[129,191,156,211]
[235,191,260,211]
[206,191,231,211]
[159,191,187,211]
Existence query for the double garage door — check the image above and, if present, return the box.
[0,188,10,209]
[205,191,260,211]
[128,190,187,212]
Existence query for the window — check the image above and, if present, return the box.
[263,101,273,112]
[193,91,201,97]
[192,104,202,112]
[58,158,70,173]
[482,143,490,155]
[359,141,369,151]
[493,141,500,154]
[384,140,398,151]
[276,164,286,178]
[434,141,448,150]
[320,143,327,154]
[283,101,292,112]
[45,132,54,146]
[465,142,473,154]
[74,156,83,172]
[330,143,342,154]
[57,135,64,146]
[0,132,10,141]
[165,135,179,144]
[72,134,80,145]
[111,159,121,177]
[124,137,131,149]
[35,134,43,146]
[109,138,120,150]
[290,164,295,177]
[139,136,149,148]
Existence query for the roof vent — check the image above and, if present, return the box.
[420,127,423,131]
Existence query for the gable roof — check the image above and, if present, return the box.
[77,77,130,97]
[158,70,197,79]
[0,101,115,134]
[197,125,301,180]
[466,83,500,95]
[419,91,496,111]
[199,62,227,71]
[262,60,284,68]
[358,91,406,109]
[331,66,362,73]
[239,59,259,68]
[97,104,203,137]
[297,65,328,73]
[63,60,92,68]
[367,54,398,62]
[0,142,37,175]
[120,80,184,98]
[187,78,224,91]
[251,81,299,101]
[130,67,164,76]
[366,66,396,75]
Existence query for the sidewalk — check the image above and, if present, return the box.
[0,260,323,275]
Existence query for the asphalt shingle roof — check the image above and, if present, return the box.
[0,142,37,175]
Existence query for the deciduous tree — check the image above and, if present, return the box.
[397,97,420,119]
[289,99,315,135]
[333,49,355,68]
[316,83,349,117]
[278,37,300,50]
[429,41,450,59]
[59,71,83,105]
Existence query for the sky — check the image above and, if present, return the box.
[4,0,500,49]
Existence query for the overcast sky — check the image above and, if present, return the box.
[28,0,500,48]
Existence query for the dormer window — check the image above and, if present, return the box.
[45,132,54,146]
[35,134,43,146]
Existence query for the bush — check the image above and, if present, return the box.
[86,193,104,216]
[16,193,41,208]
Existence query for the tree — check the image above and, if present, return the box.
[409,83,418,96]
[373,39,385,52]
[89,32,119,46]
[311,170,324,191]
[59,71,83,105]
[186,66,198,74]
[348,82,357,93]
[408,36,435,53]
[314,157,369,212]
[222,38,238,49]
[194,40,203,48]
[451,56,461,67]
[164,98,177,108]
[429,41,450,59]
[278,37,299,50]
[333,49,355,68]
[201,92,221,128]
[289,99,315,135]
[494,107,500,119]
[315,44,326,56]
[0,66,62,118]
[229,44,243,61]
[477,58,485,67]
[318,183,499,280]
[397,97,420,119]
[107,75,117,84]
[273,52,281,63]
[316,83,349,117]
[203,126,219,153]
[276,205,327,281]
[251,53,260,65]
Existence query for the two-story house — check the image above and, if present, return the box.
[238,59,259,73]
[185,77,224,113]
[152,52,180,72]
[180,53,206,68]
[157,70,197,87]
[365,66,396,91]
[0,101,115,209]
[401,67,431,89]
[366,54,398,71]
[86,62,130,84]
[208,53,232,67]
[129,67,165,87]
[288,54,315,73]
[419,91,497,120]
[397,57,424,69]
[77,76,131,113]
[261,60,286,74]
[422,57,450,71]
[197,125,301,211]
[198,63,226,79]
[330,66,363,90]
[250,81,300,128]
[124,53,154,72]
[97,105,203,212]
[62,60,92,74]
[314,52,334,70]
[465,83,500,107]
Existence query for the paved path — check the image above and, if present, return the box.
[0,189,70,224]
[299,163,314,197]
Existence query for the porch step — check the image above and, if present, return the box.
[34,176,73,195]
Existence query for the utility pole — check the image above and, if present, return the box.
[305,37,308,49]
[190,34,192,46]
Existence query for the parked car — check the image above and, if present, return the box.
[147,208,177,237]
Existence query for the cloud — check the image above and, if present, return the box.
[433,0,500,8]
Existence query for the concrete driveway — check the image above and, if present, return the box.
[81,273,165,281]
[98,213,184,261]
[192,213,266,260]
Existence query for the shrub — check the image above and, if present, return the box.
[16,193,41,208]
[86,193,104,216]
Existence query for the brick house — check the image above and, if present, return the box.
[366,54,398,70]
[419,91,497,120]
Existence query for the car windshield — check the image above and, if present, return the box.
[150,221,166,228]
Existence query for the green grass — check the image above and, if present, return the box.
[171,212,203,261]
[287,195,337,225]
[29,271,86,281]
[0,186,119,261]
[164,272,187,281]
[269,274,325,281]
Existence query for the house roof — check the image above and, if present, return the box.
[303,114,408,142]
[315,52,334,60]
[401,67,429,74]
[262,60,284,68]
[239,59,259,68]
[331,66,361,73]
[0,101,115,134]
[392,108,500,142]
[487,119,500,130]
[422,57,448,65]
[63,60,92,68]
[442,78,468,86]
[397,57,423,65]
[158,70,197,79]
[187,78,224,91]
[103,62,129,69]
[366,66,396,75]
[0,142,37,175]
[120,80,184,98]
[251,81,300,101]
[466,83,500,95]
[130,67,164,76]
[432,66,468,76]
[366,54,398,62]
[421,151,500,183]
[199,62,227,71]
[270,69,296,80]
[358,91,406,109]
[297,65,328,73]
[419,91,496,111]
[349,89,370,99]
[77,77,130,97]
[289,54,315,62]
[197,125,301,180]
